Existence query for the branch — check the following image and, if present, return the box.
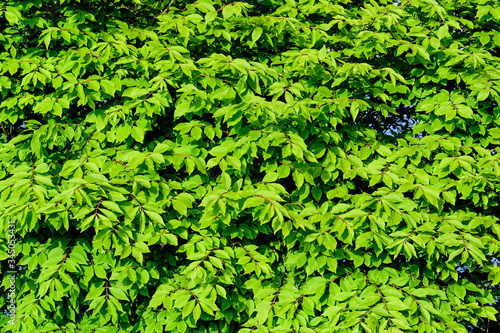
[373,282,393,329]
[341,290,359,311]
[150,0,176,25]
[31,163,35,187]
[94,197,103,217]
[270,274,286,314]
[0,122,11,140]
[456,228,469,252]
[181,286,200,305]
[359,304,377,323]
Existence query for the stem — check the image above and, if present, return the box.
[359,304,376,323]
[131,195,144,211]
[0,122,10,140]
[456,228,469,252]
[31,162,35,187]
[373,282,393,329]
[341,290,358,311]
[94,197,103,217]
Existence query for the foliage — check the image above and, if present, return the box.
[1,0,500,332]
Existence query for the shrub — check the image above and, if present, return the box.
[0,0,499,332]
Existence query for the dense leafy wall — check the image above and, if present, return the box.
[1,0,500,332]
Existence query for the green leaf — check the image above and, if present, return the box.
[193,304,201,321]
[109,287,128,300]
[489,128,500,138]
[123,88,149,98]
[456,104,473,118]
[292,170,304,188]
[5,7,20,25]
[101,80,116,96]
[131,126,145,143]
[101,201,123,213]
[145,210,165,225]
[252,27,263,45]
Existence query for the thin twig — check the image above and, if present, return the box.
[0,122,10,140]
[151,0,176,25]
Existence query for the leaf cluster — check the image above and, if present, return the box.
[1,0,500,332]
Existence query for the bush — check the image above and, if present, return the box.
[0,0,499,332]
